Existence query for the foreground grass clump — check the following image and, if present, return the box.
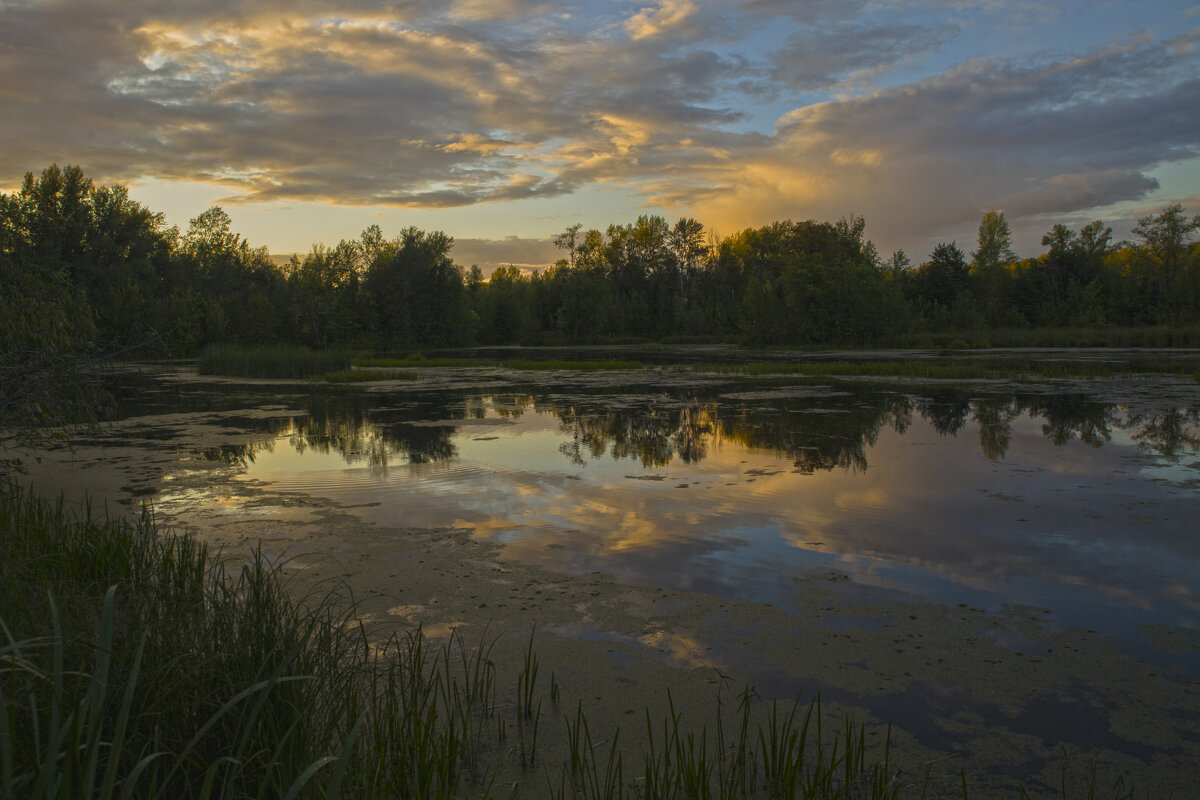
[0,481,379,800]
[199,345,352,378]
[1,482,1138,799]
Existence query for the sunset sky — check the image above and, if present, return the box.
[3,0,1198,273]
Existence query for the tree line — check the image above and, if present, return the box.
[3,164,1200,360]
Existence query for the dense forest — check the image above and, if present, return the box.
[3,163,1200,364]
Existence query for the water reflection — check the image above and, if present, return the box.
[212,387,1197,477]
[190,378,1200,640]
[1129,407,1200,459]
[283,400,457,466]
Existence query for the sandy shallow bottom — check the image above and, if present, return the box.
[13,368,1200,799]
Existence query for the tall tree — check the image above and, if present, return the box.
[0,168,107,470]
[364,227,470,345]
[1132,204,1200,319]
[972,210,1016,271]
[971,211,1019,326]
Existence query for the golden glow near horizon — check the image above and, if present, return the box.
[2,1,1198,272]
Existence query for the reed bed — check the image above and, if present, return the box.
[198,345,352,378]
[353,356,489,368]
[0,481,1135,799]
[888,325,1200,349]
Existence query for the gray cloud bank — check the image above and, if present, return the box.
[2,0,1197,259]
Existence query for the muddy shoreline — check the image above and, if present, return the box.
[13,363,1200,798]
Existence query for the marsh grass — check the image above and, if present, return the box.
[888,325,1200,350]
[0,481,363,799]
[199,345,351,378]
[353,356,489,368]
[0,482,1140,799]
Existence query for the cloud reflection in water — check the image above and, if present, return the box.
[234,385,1200,636]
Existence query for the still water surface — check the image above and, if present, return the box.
[139,367,1200,650]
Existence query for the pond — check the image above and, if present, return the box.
[149,363,1200,644]
[27,350,1200,796]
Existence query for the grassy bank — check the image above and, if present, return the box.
[199,345,352,379]
[886,325,1200,350]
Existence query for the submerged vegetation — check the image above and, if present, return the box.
[354,355,489,368]
[688,360,1198,381]
[503,358,647,371]
[321,368,419,383]
[196,353,646,379]
[196,347,1199,384]
[0,481,1142,799]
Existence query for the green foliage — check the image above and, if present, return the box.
[1131,203,1200,322]
[198,345,351,378]
[4,163,1200,361]
[0,250,107,470]
[287,241,367,348]
[0,480,363,799]
[364,227,472,346]
[972,210,1016,272]
[889,325,1200,349]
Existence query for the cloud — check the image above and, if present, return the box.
[1,0,756,207]
[447,0,556,22]
[770,22,958,90]
[1,1,1196,260]
[739,0,869,24]
[625,0,698,41]
[685,32,1200,255]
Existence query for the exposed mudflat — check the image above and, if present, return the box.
[13,358,1200,798]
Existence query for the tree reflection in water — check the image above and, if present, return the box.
[548,389,1194,473]
[201,386,1200,474]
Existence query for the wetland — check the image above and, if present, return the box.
[16,347,1200,798]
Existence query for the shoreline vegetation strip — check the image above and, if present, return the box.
[0,480,1138,798]
[194,344,1198,382]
